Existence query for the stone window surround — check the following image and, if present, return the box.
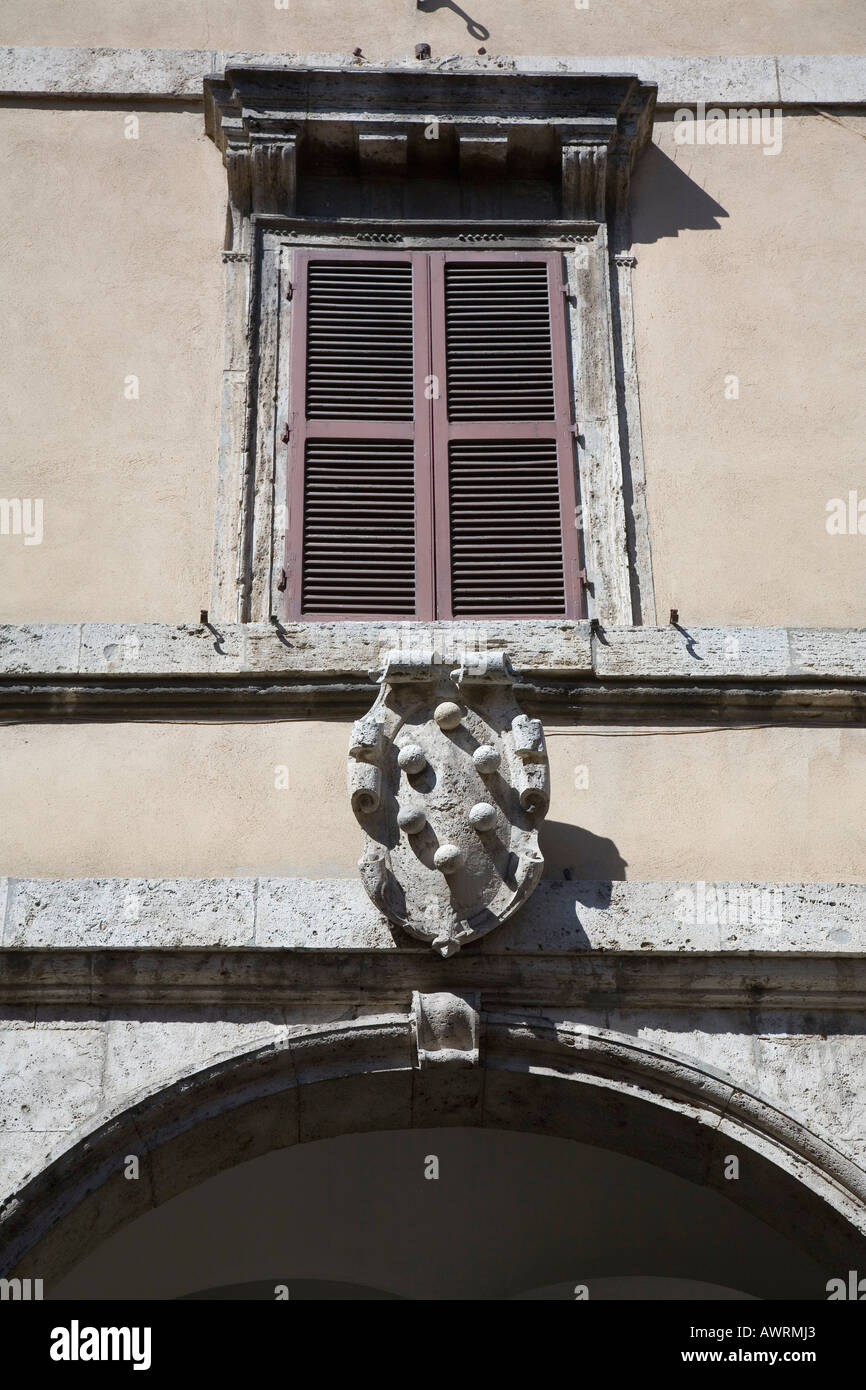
[204,63,658,629]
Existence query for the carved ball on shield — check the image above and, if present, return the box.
[433,843,464,875]
[469,801,498,832]
[433,701,463,731]
[397,743,427,775]
[397,804,427,834]
[473,744,501,775]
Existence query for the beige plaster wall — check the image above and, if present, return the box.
[0,0,864,57]
[0,719,863,880]
[631,110,866,626]
[0,107,225,623]
[0,105,863,627]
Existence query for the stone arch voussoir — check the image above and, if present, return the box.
[2,1013,865,1286]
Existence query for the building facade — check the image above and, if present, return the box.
[0,2,865,1300]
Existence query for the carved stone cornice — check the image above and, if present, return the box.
[204,64,656,225]
[3,948,866,1011]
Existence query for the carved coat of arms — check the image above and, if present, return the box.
[348,650,549,955]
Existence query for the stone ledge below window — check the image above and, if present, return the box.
[1,621,864,681]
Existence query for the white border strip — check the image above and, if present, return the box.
[0,49,864,106]
[2,622,865,680]
[3,876,865,952]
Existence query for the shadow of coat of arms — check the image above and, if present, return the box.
[348,649,549,955]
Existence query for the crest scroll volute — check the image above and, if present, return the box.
[348,650,549,955]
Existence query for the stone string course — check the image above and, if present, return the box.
[2,621,865,680]
[0,49,865,106]
[3,877,865,953]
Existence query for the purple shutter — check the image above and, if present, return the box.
[429,251,583,619]
[285,249,434,619]
[285,248,582,622]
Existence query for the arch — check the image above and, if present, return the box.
[2,1012,865,1286]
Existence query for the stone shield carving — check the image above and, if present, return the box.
[348,650,548,955]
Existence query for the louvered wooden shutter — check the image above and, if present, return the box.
[285,249,433,619]
[285,248,582,621]
[430,251,582,619]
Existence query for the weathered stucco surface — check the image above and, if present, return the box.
[632,110,866,626]
[0,107,225,623]
[0,720,863,879]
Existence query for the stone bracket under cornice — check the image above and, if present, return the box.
[204,64,657,234]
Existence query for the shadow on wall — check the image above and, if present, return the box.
[416,0,490,41]
[630,141,729,243]
[539,820,628,882]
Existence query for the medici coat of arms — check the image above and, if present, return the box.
[348,649,549,955]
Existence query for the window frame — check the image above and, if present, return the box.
[205,65,659,631]
[208,216,650,632]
